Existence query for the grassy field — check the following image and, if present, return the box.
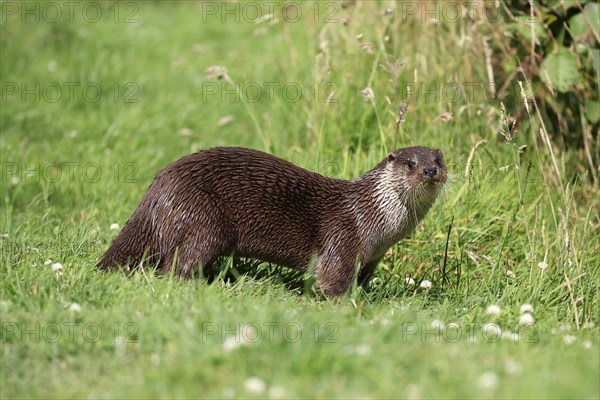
[1,1,599,399]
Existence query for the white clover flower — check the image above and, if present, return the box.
[44,259,53,265]
[51,262,63,271]
[110,223,120,230]
[405,277,415,285]
[563,334,577,346]
[559,323,572,332]
[244,377,266,395]
[477,371,499,389]
[583,340,592,349]
[482,323,501,339]
[222,387,236,399]
[519,304,534,314]
[355,344,371,356]
[505,360,522,375]
[538,261,548,270]
[268,385,286,399]
[114,336,126,345]
[502,331,520,342]
[223,325,256,352]
[431,319,444,330]
[68,303,82,313]
[223,337,243,352]
[405,384,421,400]
[518,313,535,326]
[486,304,501,316]
[114,336,126,355]
[420,280,432,289]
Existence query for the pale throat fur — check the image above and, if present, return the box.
[347,155,445,263]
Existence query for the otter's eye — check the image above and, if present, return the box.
[406,161,416,170]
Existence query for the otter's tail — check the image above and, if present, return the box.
[96,217,152,271]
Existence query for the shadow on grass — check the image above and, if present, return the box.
[100,256,463,304]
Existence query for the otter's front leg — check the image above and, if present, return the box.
[358,258,381,290]
[316,250,363,297]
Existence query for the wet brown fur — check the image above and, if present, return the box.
[97,146,447,296]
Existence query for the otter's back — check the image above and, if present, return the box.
[154,147,348,267]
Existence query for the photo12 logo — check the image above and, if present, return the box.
[201,321,339,344]
[400,322,538,343]
[399,81,536,103]
[397,1,505,23]
[1,1,139,24]
[200,81,338,104]
[2,321,139,343]
[199,1,341,24]
[1,162,139,184]
[2,82,139,104]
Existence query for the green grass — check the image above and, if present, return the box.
[1,1,599,399]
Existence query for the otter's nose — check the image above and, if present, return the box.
[423,167,438,177]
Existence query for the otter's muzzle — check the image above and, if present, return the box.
[421,166,446,184]
[422,167,438,177]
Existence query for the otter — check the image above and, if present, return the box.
[97,146,447,296]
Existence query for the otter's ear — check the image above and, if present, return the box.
[387,153,396,162]
[435,149,444,159]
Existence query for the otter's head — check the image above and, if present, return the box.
[382,146,447,206]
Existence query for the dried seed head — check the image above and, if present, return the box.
[396,103,410,125]
[204,65,232,83]
[217,115,235,127]
[435,112,453,123]
[359,42,375,54]
[360,87,375,103]
[380,56,405,84]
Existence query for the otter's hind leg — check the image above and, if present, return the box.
[160,192,235,278]
[176,226,235,278]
